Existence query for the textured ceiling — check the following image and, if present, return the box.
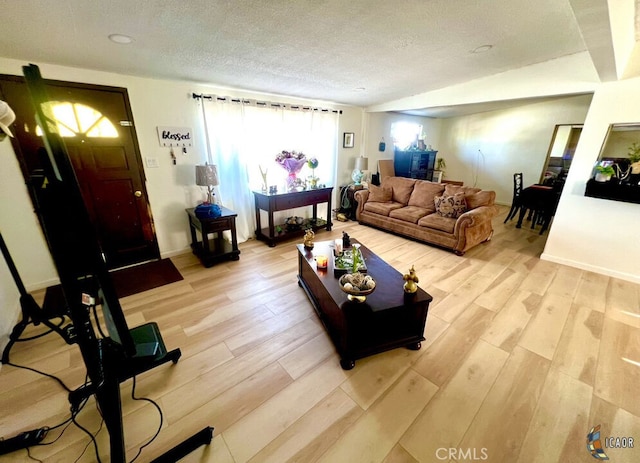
[0,0,615,110]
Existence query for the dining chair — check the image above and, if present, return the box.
[504,172,523,223]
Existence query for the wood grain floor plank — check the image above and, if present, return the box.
[458,346,551,462]
[605,277,640,328]
[427,274,494,323]
[3,212,640,463]
[553,304,603,386]
[480,290,541,352]
[247,388,362,463]
[317,369,438,463]
[573,270,609,312]
[516,367,592,463]
[278,332,336,380]
[515,258,558,295]
[594,318,640,416]
[474,267,523,312]
[339,347,419,410]
[518,293,573,360]
[400,340,509,462]
[223,358,350,463]
[412,304,493,387]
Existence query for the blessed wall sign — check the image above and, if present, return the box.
[157,126,193,147]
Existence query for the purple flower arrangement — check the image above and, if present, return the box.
[276,151,307,190]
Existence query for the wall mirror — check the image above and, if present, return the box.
[597,123,640,163]
[584,123,640,204]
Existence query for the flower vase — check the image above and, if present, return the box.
[287,172,298,191]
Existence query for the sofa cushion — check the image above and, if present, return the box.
[384,177,416,205]
[444,184,481,197]
[367,184,392,202]
[434,192,467,218]
[363,201,404,217]
[408,181,445,209]
[465,190,495,209]
[419,213,456,233]
[389,206,431,224]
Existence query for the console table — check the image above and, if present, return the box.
[186,206,240,267]
[253,187,333,247]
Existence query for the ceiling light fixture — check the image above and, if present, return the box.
[471,44,493,54]
[108,34,133,44]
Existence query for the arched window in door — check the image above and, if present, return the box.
[36,102,118,138]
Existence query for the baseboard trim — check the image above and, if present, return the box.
[540,252,640,284]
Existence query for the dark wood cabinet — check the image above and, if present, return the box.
[585,178,640,204]
[394,149,437,180]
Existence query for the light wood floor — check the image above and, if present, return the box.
[1,207,640,462]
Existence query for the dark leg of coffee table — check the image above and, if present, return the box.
[407,342,422,350]
[340,359,355,370]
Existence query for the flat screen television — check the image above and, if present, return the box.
[22,63,136,356]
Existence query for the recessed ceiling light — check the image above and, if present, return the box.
[471,44,493,54]
[355,87,366,91]
[108,34,133,44]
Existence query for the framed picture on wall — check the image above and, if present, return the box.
[343,132,354,148]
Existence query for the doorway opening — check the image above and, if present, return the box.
[539,124,583,187]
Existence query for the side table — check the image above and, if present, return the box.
[339,185,364,220]
[186,206,240,267]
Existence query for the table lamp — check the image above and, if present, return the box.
[195,164,219,204]
[352,156,368,185]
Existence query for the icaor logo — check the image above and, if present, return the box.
[586,425,609,460]
[435,448,488,460]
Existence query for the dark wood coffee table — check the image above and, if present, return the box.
[297,240,432,369]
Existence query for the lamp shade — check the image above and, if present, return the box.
[354,157,368,171]
[195,164,219,187]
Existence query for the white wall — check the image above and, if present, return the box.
[542,77,640,283]
[437,95,593,204]
[0,136,57,354]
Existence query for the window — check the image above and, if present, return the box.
[391,121,423,150]
[36,102,118,138]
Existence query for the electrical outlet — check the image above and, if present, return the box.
[146,157,160,168]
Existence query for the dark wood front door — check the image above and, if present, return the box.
[0,76,160,269]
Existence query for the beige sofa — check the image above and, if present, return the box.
[354,177,497,255]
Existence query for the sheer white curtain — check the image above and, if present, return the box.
[200,98,338,242]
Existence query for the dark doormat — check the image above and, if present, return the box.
[44,259,184,309]
[110,258,184,298]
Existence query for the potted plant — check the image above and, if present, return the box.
[628,143,640,174]
[595,165,615,182]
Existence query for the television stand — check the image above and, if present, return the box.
[0,231,75,364]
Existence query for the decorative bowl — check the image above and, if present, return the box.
[339,273,376,303]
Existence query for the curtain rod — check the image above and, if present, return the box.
[192,92,342,114]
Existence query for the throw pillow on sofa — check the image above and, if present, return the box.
[434,192,467,218]
[367,184,393,202]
